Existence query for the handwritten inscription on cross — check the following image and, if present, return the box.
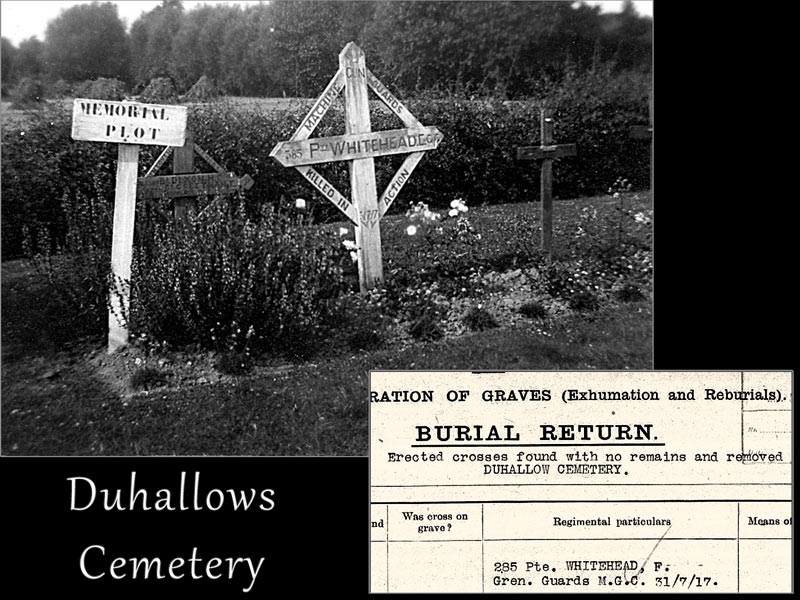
[138,130,254,221]
[270,42,443,294]
[517,108,577,260]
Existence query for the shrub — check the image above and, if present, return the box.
[2,70,650,257]
[139,77,179,103]
[613,282,645,302]
[129,367,168,391]
[408,311,444,341]
[183,75,218,102]
[215,352,254,375]
[462,306,499,331]
[48,79,75,98]
[10,77,44,108]
[519,300,547,319]
[329,290,390,351]
[129,201,350,357]
[24,190,113,339]
[75,78,127,100]
[568,290,600,312]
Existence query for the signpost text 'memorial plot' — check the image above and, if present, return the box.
[71,98,188,353]
[271,42,443,294]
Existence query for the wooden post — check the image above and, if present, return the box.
[540,109,554,260]
[71,98,187,353]
[340,42,383,293]
[172,130,196,222]
[108,143,140,353]
[270,45,442,296]
[516,109,576,262]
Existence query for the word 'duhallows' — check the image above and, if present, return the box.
[72,99,187,147]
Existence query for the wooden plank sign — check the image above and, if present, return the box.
[137,172,254,199]
[138,130,254,222]
[72,99,187,146]
[272,126,442,167]
[516,108,577,261]
[270,42,443,294]
[71,98,187,354]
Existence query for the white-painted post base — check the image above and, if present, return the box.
[108,143,140,353]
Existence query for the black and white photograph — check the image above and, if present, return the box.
[1,0,653,459]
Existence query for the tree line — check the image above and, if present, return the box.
[2,0,651,99]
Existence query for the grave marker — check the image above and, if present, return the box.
[270,42,443,294]
[138,130,254,221]
[71,99,187,353]
[516,108,577,260]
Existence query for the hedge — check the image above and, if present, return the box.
[1,68,650,258]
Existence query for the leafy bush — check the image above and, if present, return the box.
[10,77,44,108]
[408,311,444,341]
[75,78,128,100]
[183,75,218,102]
[24,190,113,338]
[519,300,547,319]
[613,282,646,302]
[568,290,600,312]
[139,77,179,103]
[2,66,649,258]
[215,352,254,375]
[129,367,168,391]
[129,201,350,357]
[462,306,499,331]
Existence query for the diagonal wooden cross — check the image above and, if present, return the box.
[270,42,443,294]
[517,108,577,260]
[138,130,254,222]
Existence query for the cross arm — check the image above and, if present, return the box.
[517,144,577,161]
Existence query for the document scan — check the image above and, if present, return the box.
[370,371,792,593]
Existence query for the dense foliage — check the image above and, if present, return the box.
[2,0,651,98]
[1,62,649,258]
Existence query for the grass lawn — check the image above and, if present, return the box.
[1,196,652,456]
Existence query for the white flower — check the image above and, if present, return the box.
[448,209,459,217]
[342,239,358,250]
[338,227,349,236]
[458,205,468,213]
[406,225,418,236]
[634,212,651,224]
[295,198,306,209]
[349,251,358,262]
[450,199,461,208]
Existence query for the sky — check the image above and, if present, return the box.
[1,0,652,46]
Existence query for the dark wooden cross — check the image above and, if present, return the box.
[629,88,653,191]
[517,108,577,259]
[138,130,254,223]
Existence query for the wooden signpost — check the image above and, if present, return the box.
[138,130,254,221]
[517,108,577,260]
[270,42,443,294]
[71,98,188,353]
